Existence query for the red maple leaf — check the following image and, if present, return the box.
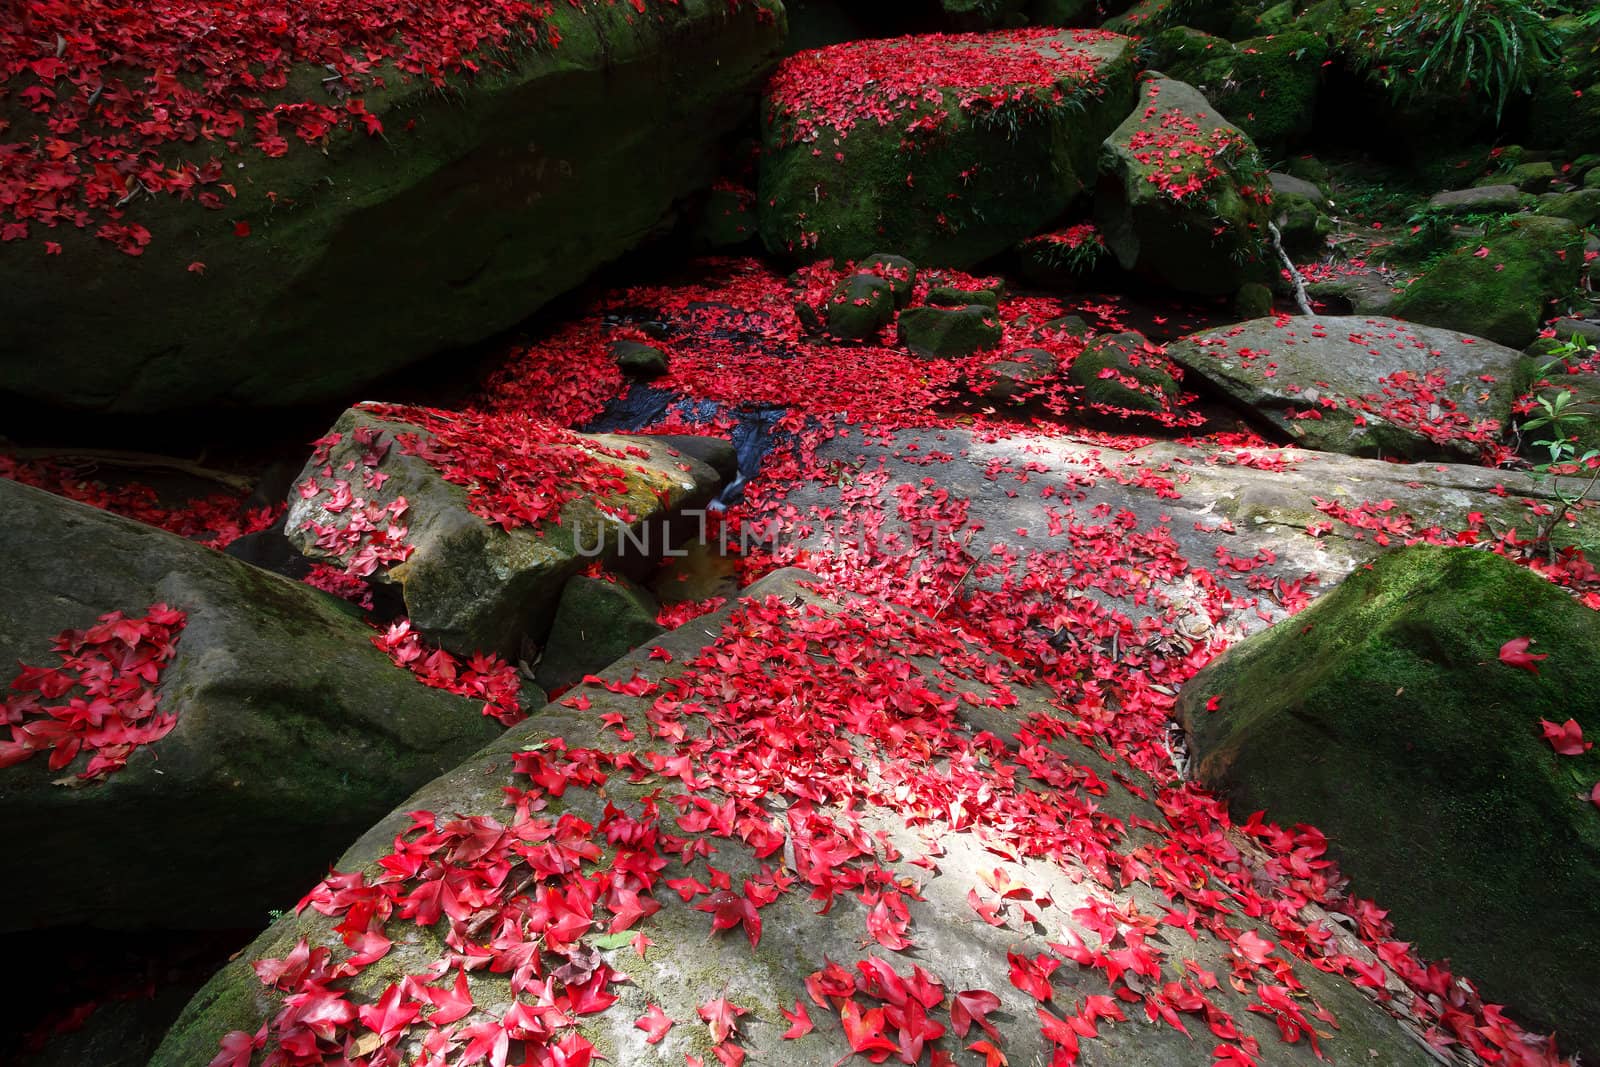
[1498,636,1548,674]
[781,999,814,1039]
[951,989,1003,1041]
[1540,718,1592,756]
[636,1004,675,1044]
[698,996,747,1045]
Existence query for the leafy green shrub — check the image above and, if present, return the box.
[1344,0,1562,120]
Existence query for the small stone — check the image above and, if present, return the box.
[979,347,1057,404]
[927,284,1001,310]
[612,340,669,378]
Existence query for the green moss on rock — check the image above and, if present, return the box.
[758,31,1138,266]
[1390,215,1584,349]
[1181,546,1600,1060]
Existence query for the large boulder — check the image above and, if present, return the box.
[1095,77,1274,296]
[153,571,1442,1067]
[1390,215,1584,349]
[1180,547,1600,1060]
[284,404,728,657]
[758,29,1138,265]
[0,0,784,414]
[0,478,503,931]
[1166,315,1525,460]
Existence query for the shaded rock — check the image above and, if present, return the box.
[926,283,1002,309]
[284,405,724,656]
[1303,267,1400,315]
[1268,171,1330,209]
[0,0,785,415]
[858,253,918,307]
[1095,77,1273,296]
[1233,282,1274,319]
[534,575,666,693]
[0,478,502,932]
[1068,330,1181,414]
[825,272,896,339]
[1180,546,1600,1060]
[154,570,1441,1067]
[897,304,1003,357]
[1536,188,1600,228]
[1424,185,1527,214]
[1151,29,1327,145]
[1166,314,1523,460]
[1390,215,1584,348]
[759,30,1137,265]
[612,341,670,378]
[974,346,1058,403]
[1498,160,1558,192]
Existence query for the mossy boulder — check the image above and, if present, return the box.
[1536,188,1600,229]
[825,272,897,339]
[1180,546,1600,1060]
[1267,172,1333,255]
[534,575,666,693]
[758,29,1138,266]
[0,478,503,932]
[1166,314,1524,460]
[153,570,1442,1067]
[1151,29,1328,145]
[1068,330,1181,413]
[898,303,1004,357]
[1390,215,1585,349]
[284,405,726,657]
[1095,77,1274,296]
[0,0,785,415]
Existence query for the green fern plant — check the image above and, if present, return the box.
[1348,0,1561,121]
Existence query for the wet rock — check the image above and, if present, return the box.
[612,341,670,378]
[1424,185,1527,214]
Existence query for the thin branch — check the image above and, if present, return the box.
[4,448,256,493]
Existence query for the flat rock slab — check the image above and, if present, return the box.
[153,569,1437,1067]
[1165,315,1525,460]
[0,478,502,931]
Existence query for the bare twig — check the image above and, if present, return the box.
[1268,222,1315,316]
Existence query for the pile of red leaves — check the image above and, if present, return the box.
[1125,81,1272,207]
[765,28,1123,149]
[0,603,187,780]
[0,453,278,550]
[0,0,736,254]
[371,620,525,727]
[369,404,650,533]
